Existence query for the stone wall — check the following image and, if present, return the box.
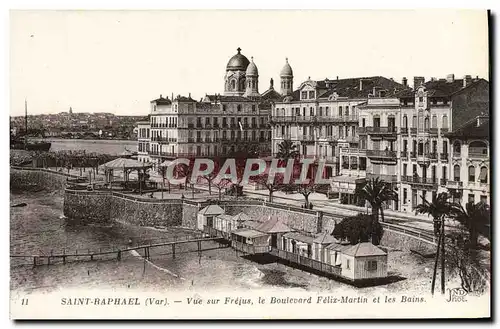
[110,194,183,227]
[64,189,112,223]
[380,229,436,253]
[11,167,73,191]
[182,201,200,229]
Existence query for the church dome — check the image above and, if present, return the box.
[246,57,258,76]
[280,58,293,77]
[226,47,250,72]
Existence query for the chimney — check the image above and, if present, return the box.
[359,79,363,91]
[463,75,472,87]
[413,76,425,88]
[402,77,408,87]
[189,92,191,98]
[336,76,339,81]
[446,74,455,83]
[160,94,162,99]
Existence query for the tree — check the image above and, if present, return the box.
[354,177,398,244]
[276,139,299,160]
[200,160,222,195]
[450,201,490,250]
[296,180,317,209]
[415,192,454,295]
[213,178,231,201]
[252,172,285,203]
[332,214,383,245]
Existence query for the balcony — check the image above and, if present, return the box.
[187,124,194,129]
[468,151,488,159]
[366,126,397,137]
[317,155,338,164]
[401,127,408,135]
[429,128,438,136]
[447,180,464,189]
[440,128,449,135]
[213,124,219,129]
[366,173,398,182]
[410,128,417,136]
[417,154,430,164]
[429,152,438,161]
[440,153,449,162]
[299,135,315,143]
[366,149,397,159]
[402,176,438,188]
[410,151,417,159]
[440,178,448,186]
[400,151,408,159]
[358,127,367,135]
[452,152,461,159]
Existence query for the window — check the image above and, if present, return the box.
[252,105,256,112]
[468,166,475,182]
[412,116,417,128]
[403,164,407,177]
[403,115,408,128]
[237,104,241,112]
[454,165,460,181]
[443,141,448,154]
[231,80,236,90]
[338,106,343,117]
[432,115,437,129]
[442,115,448,129]
[308,91,315,99]
[223,105,227,111]
[301,91,307,99]
[468,194,475,204]
[345,106,350,116]
[366,260,377,271]
[346,259,350,269]
[453,141,461,155]
[442,166,447,182]
[419,96,423,102]
[424,117,430,130]
[362,118,366,127]
[403,188,408,204]
[481,195,488,203]
[153,105,157,111]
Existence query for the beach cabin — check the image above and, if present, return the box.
[230,228,270,254]
[282,232,315,258]
[339,242,388,280]
[312,231,338,263]
[213,212,251,239]
[197,204,225,232]
[324,242,351,267]
[254,216,293,250]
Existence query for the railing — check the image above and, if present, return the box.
[270,248,342,277]
[452,152,461,158]
[381,222,436,244]
[440,128,449,135]
[187,124,194,129]
[400,151,408,159]
[299,135,315,142]
[410,128,417,135]
[366,173,398,182]
[429,128,438,135]
[366,150,397,159]
[231,240,270,254]
[429,152,438,160]
[440,178,448,186]
[447,180,464,188]
[440,153,449,161]
[410,151,417,159]
[469,151,488,158]
[365,127,397,134]
[400,127,408,135]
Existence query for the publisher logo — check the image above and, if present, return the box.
[445,288,468,302]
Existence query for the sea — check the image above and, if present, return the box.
[35,138,137,155]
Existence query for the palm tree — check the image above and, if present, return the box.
[415,192,453,295]
[451,201,490,250]
[354,177,398,244]
[276,139,299,160]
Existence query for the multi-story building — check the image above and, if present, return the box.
[137,121,150,163]
[446,115,490,207]
[139,48,283,169]
[357,75,489,212]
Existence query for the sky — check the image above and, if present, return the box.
[9,9,489,116]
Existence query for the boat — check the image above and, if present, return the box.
[10,99,52,152]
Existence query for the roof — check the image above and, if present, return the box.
[261,88,284,102]
[198,204,225,216]
[174,95,196,103]
[226,48,250,72]
[317,76,404,99]
[325,242,352,252]
[246,57,258,76]
[255,216,293,234]
[342,242,387,257]
[241,219,264,230]
[232,212,251,222]
[446,115,489,139]
[231,228,268,238]
[217,214,234,221]
[313,231,337,244]
[283,232,315,244]
[280,58,293,77]
[100,158,152,170]
[204,94,255,103]
[151,97,172,105]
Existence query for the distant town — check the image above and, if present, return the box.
[10,108,148,140]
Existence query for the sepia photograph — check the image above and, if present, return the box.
[8,8,491,320]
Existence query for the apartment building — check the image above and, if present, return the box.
[271,76,404,195]
[356,75,489,212]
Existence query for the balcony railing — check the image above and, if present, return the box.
[401,127,408,135]
[429,152,438,160]
[452,152,461,158]
[440,178,448,186]
[429,128,438,135]
[187,124,194,129]
[469,151,488,159]
[366,173,397,182]
[410,151,417,159]
[299,135,315,142]
[447,180,464,189]
[366,149,397,159]
[440,153,449,161]
[402,176,438,186]
[365,126,397,136]
[410,128,417,135]
[400,151,408,159]
[440,128,449,135]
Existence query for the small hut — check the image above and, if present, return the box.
[312,231,338,263]
[282,232,315,258]
[339,242,388,280]
[230,228,270,254]
[254,216,293,250]
[197,204,225,231]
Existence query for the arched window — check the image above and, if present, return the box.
[442,115,448,129]
[468,166,475,182]
[345,106,349,116]
[424,117,430,130]
[480,166,488,184]
[231,80,236,90]
[403,115,408,128]
[453,141,461,155]
[412,115,417,128]
[431,115,437,128]
[454,165,460,181]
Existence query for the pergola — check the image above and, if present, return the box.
[100,158,152,191]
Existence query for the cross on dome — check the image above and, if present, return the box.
[237,47,241,53]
